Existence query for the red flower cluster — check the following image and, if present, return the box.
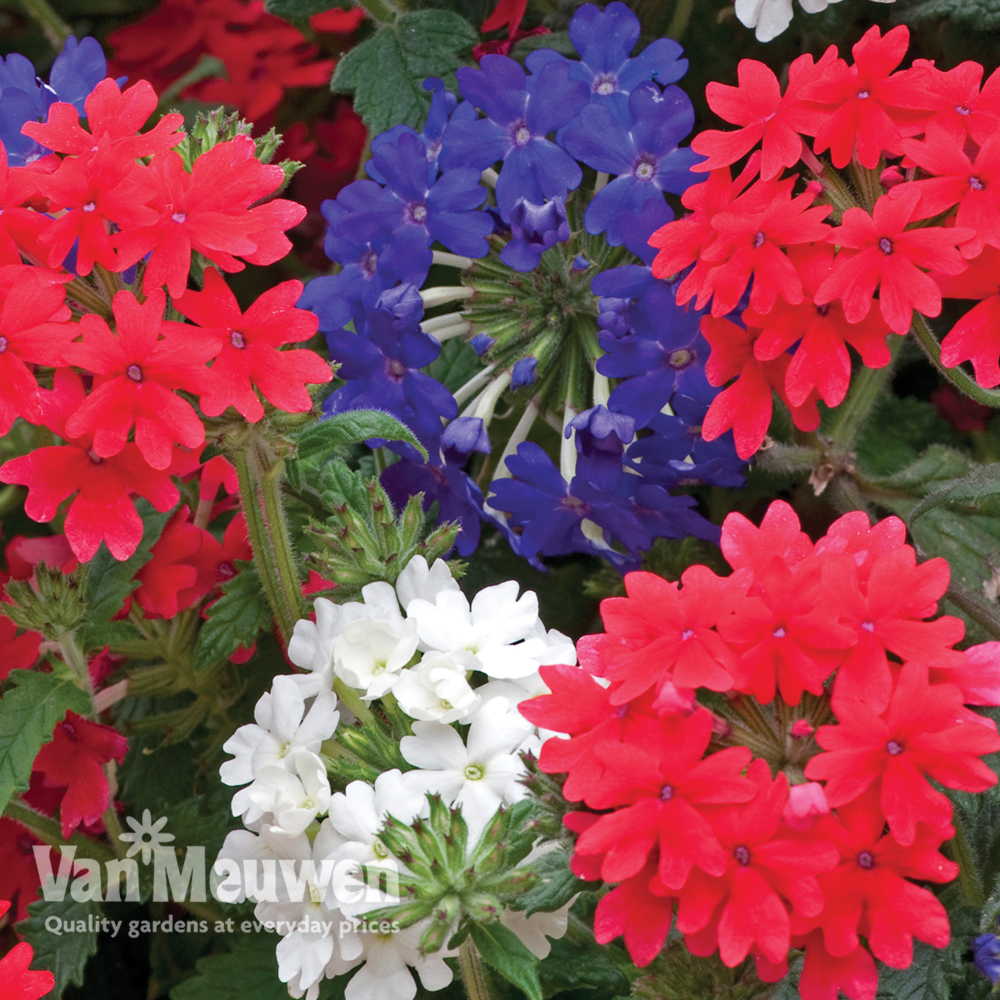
[0,900,54,1000]
[652,27,1000,458]
[107,0,351,121]
[521,500,1000,1000]
[0,67,332,563]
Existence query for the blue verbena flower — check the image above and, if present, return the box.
[501,198,570,272]
[568,406,635,490]
[323,285,457,451]
[561,82,701,245]
[511,357,538,388]
[525,2,687,123]
[598,284,710,428]
[974,931,1000,984]
[0,36,107,166]
[489,441,648,568]
[442,55,589,220]
[381,417,491,556]
[351,131,494,259]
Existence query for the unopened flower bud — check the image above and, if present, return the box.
[880,165,905,190]
[790,719,814,738]
[782,782,829,831]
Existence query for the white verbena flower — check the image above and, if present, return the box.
[221,677,339,822]
[334,615,418,700]
[393,651,481,723]
[394,555,461,613]
[341,922,454,1000]
[406,580,548,680]
[735,0,849,42]
[249,749,332,837]
[500,903,571,960]
[399,697,532,840]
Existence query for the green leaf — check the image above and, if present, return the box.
[469,921,544,1000]
[170,945,291,1000]
[856,396,961,479]
[319,460,372,512]
[81,505,173,651]
[873,444,972,495]
[265,0,352,20]
[876,944,950,1000]
[0,669,91,816]
[513,847,589,918]
[910,463,1000,526]
[296,410,428,463]
[538,935,630,1000]
[903,0,1000,30]
[19,897,101,997]
[426,337,481,396]
[192,563,271,673]
[331,10,478,134]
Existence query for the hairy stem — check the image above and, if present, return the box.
[950,809,986,906]
[666,0,694,40]
[354,0,400,23]
[459,939,493,1000]
[827,334,905,450]
[6,798,117,863]
[20,0,71,48]
[234,442,305,646]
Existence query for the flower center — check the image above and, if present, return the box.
[752,231,765,249]
[970,175,986,191]
[680,628,694,641]
[815,303,829,317]
[361,249,378,277]
[660,784,674,802]
[386,358,407,380]
[0,336,7,353]
[17,835,34,856]
[171,211,187,224]
[878,237,893,255]
[857,90,870,100]
[87,448,103,465]
[857,851,874,869]
[886,740,904,755]
[82,202,96,213]
[511,120,531,147]
[669,348,694,369]
[633,154,657,181]
[464,764,485,781]
[307,882,323,905]
[126,364,143,382]
[560,495,588,511]
[956,105,971,116]
[593,73,618,95]
[407,201,428,224]
[861,620,875,632]
[733,845,751,866]
[230,331,246,349]
[772,626,786,638]
[373,839,389,859]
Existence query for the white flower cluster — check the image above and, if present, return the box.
[735,0,895,43]
[215,557,574,1000]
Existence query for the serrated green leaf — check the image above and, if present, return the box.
[331,10,478,134]
[902,0,1000,29]
[876,943,950,1000]
[873,445,972,495]
[81,505,173,651]
[319,460,371,511]
[170,945,291,1000]
[19,897,101,997]
[0,670,91,816]
[265,0,352,19]
[856,396,961,479]
[297,410,428,463]
[470,922,543,1000]
[513,847,588,918]
[192,563,271,673]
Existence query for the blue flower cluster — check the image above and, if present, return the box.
[300,1,746,570]
[0,37,108,166]
[974,926,1000,983]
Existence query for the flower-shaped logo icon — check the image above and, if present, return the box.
[119,810,175,864]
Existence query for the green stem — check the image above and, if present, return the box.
[354,0,400,22]
[950,810,986,906]
[234,442,305,646]
[827,334,905,450]
[911,312,1000,409]
[0,484,23,518]
[57,630,92,695]
[333,678,376,726]
[945,583,1000,640]
[5,798,117,863]
[666,0,694,40]
[459,939,493,1000]
[20,0,71,48]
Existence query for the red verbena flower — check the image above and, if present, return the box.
[0,369,181,561]
[917,59,1000,146]
[746,243,896,408]
[793,929,877,1000]
[113,136,306,297]
[0,900,54,1000]
[32,711,128,838]
[168,266,330,421]
[721,499,815,576]
[22,78,185,159]
[571,709,755,889]
[0,265,74,435]
[814,188,973,335]
[676,760,839,967]
[0,143,52,266]
[805,663,1000,845]
[62,288,218,470]
[797,26,939,169]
